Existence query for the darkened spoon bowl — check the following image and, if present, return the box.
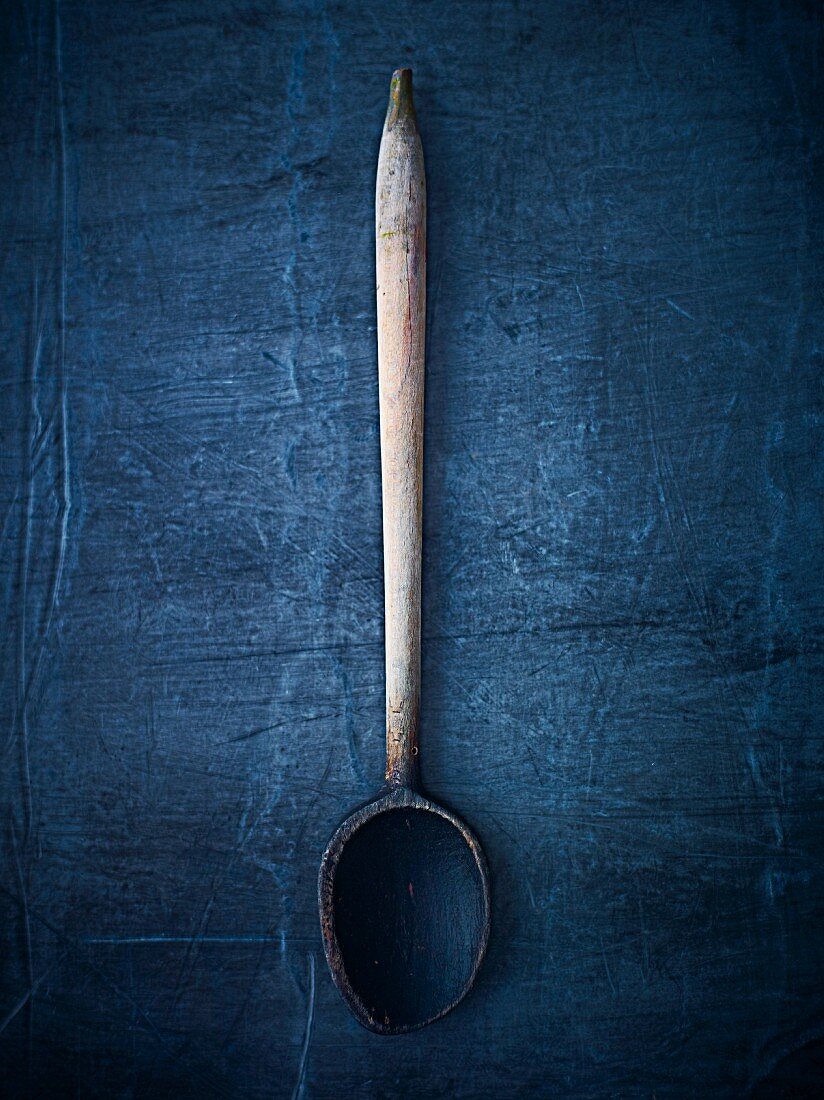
[319,786,490,1034]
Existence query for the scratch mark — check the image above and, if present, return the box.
[53,0,72,641]
[280,38,307,408]
[291,953,316,1100]
[0,951,67,1035]
[219,930,273,1054]
[600,934,617,996]
[293,746,334,854]
[433,634,544,781]
[639,298,770,887]
[0,979,42,1038]
[9,813,34,1069]
[83,934,282,945]
[625,0,653,84]
[0,488,20,550]
[666,298,694,321]
[226,710,340,745]
[165,781,285,1013]
[525,878,538,911]
[262,350,301,406]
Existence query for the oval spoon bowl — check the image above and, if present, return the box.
[319,787,490,1034]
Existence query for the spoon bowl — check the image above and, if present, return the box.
[320,788,490,1033]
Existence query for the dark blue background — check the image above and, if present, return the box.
[2,1,822,1096]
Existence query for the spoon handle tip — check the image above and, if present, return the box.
[385,68,416,129]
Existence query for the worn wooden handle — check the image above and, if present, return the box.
[376,69,426,788]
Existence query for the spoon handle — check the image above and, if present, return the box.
[376,69,426,788]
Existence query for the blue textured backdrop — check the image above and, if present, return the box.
[1,1,822,1096]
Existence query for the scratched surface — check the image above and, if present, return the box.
[1,1,822,1096]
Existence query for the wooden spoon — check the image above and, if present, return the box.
[318,69,490,1035]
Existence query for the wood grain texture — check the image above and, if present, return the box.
[376,69,426,788]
